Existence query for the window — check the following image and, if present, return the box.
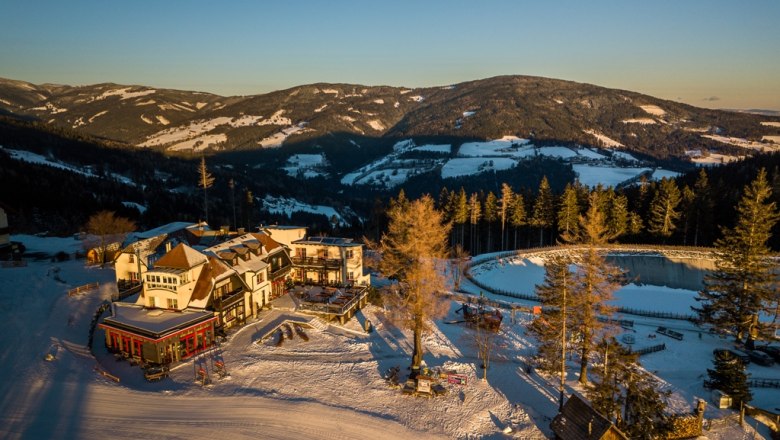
[348,271,355,281]
[149,296,156,308]
[167,298,178,309]
[256,272,265,284]
[346,250,354,259]
[128,254,135,263]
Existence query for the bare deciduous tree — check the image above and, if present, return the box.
[198,156,215,224]
[85,211,136,267]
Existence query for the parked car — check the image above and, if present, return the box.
[748,350,775,366]
[713,348,750,364]
[756,345,780,362]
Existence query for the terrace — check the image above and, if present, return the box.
[290,284,370,324]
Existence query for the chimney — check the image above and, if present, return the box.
[165,241,172,253]
[238,227,245,235]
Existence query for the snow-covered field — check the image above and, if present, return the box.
[2,146,136,186]
[572,164,651,187]
[0,236,770,439]
[262,195,351,226]
[441,157,517,179]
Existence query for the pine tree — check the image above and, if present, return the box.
[691,168,714,246]
[605,191,629,240]
[557,184,580,239]
[499,183,514,250]
[621,367,673,439]
[509,193,526,249]
[530,176,555,247]
[707,350,752,408]
[695,168,780,344]
[379,195,451,377]
[198,156,215,224]
[528,253,575,410]
[483,191,498,252]
[588,337,635,423]
[648,177,681,242]
[588,338,672,439]
[565,192,622,385]
[679,185,695,245]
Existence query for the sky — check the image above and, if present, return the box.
[1,0,779,110]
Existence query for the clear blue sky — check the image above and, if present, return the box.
[1,0,779,110]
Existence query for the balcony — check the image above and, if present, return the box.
[269,265,292,280]
[213,287,244,309]
[291,256,343,269]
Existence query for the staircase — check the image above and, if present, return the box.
[307,316,329,331]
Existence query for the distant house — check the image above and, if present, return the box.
[550,394,628,440]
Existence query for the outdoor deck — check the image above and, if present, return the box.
[290,284,369,324]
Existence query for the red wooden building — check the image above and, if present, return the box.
[99,303,217,364]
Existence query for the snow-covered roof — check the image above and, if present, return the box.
[132,222,198,240]
[100,303,215,339]
[293,236,361,247]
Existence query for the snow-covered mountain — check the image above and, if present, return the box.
[2,75,779,160]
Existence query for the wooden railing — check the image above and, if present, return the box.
[68,282,99,297]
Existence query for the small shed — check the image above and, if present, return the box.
[711,390,732,409]
[550,394,628,440]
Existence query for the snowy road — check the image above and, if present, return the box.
[1,384,440,439]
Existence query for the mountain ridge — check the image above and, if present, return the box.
[1,74,778,160]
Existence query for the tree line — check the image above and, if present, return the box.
[425,166,764,255]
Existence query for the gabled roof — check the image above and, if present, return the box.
[120,234,168,255]
[550,394,627,440]
[190,256,234,305]
[153,243,207,270]
[250,232,282,251]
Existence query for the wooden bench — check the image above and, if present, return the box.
[656,326,684,340]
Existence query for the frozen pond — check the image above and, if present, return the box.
[470,252,716,314]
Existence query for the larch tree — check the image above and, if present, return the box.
[198,156,215,224]
[379,195,451,378]
[468,192,482,253]
[694,168,779,345]
[499,183,514,250]
[452,188,469,247]
[530,176,555,247]
[86,211,136,267]
[483,191,498,252]
[565,192,621,385]
[509,193,527,250]
[648,177,681,242]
